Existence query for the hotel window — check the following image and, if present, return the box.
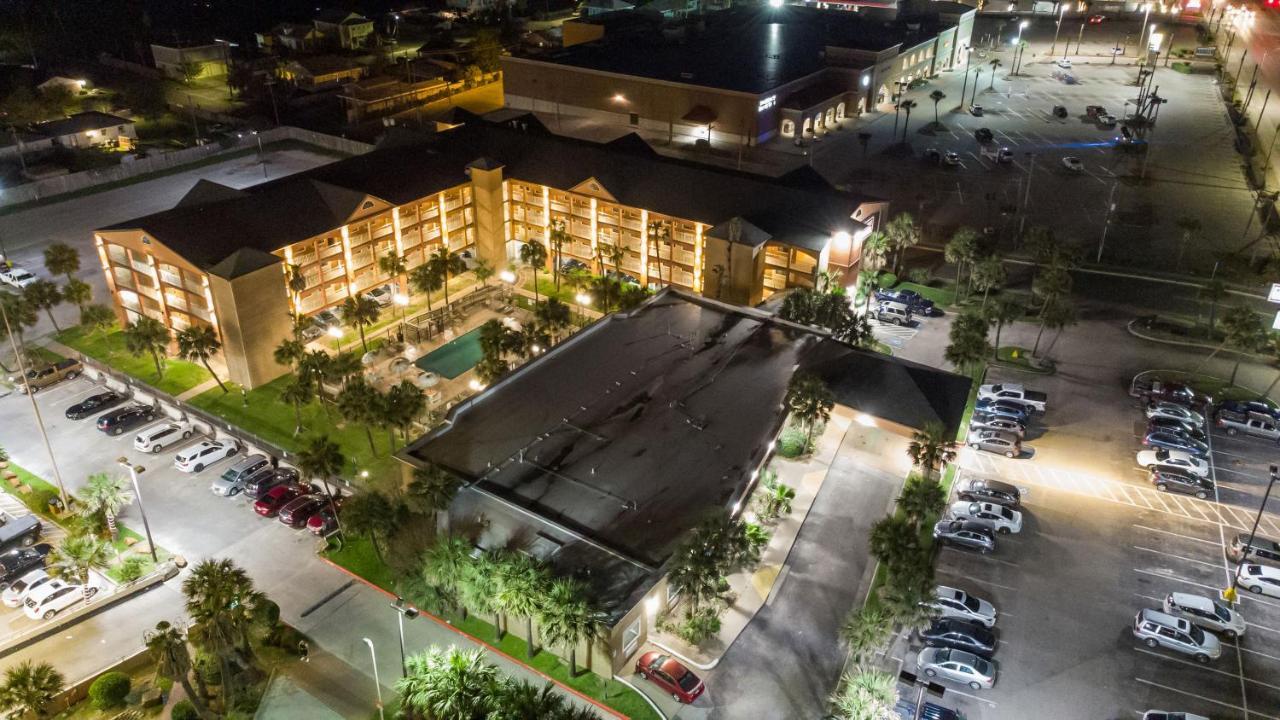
[667,583,682,609]
[622,617,642,658]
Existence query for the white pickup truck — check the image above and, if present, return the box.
[977,383,1047,412]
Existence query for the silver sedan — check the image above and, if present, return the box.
[916,647,998,690]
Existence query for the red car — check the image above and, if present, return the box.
[635,651,704,704]
[1088,13,1106,23]
[279,494,328,528]
[253,483,312,517]
[307,502,343,536]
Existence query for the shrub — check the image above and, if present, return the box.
[171,700,199,720]
[117,556,146,583]
[743,522,771,564]
[775,427,811,458]
[26,489,58,518]
[877,271,898,288]
[676,606,722,645]
[194,654,221,686]
[89,671,131,710]
[906,268,930,285]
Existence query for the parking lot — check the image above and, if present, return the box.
[897,359,1280,720]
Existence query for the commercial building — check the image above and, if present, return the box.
[150,41,230,80]
[94,115,883,389]
[398,288,972,676]
[502,3,974,145]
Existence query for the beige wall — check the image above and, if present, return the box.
[702,235,759,306]
[467,165,508,271]
[208,263,293,389]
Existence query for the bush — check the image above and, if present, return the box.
[194,654,222,686]
[775,427,811,458]
[117,556,146,583]
[877,271,898,288]
[171,700,199,720]
[89,671,131,710]
[676,606,722,645]
[25,489,57,518]
[906,267,931,285]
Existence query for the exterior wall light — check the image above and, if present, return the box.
[499,270,517,283]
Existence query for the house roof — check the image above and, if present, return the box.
[315,9,371,25]
[207,248,283,280]
[33,112,133,138]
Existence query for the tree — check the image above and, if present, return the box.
[1032,294,1076,357]
[535,298,572,342]
[906,422,955,481]
[42,242,79,284]
[379,253,407,291]
[969,256,1006,310]
[884,214,920,277]
[280,376,314,436]
[538,577,605,677]
[868,514,922,569]
[829,668,898,720]
[295,435,344,496]
[145,621,211,720]
[987,296,1023,357]
[80,304,115,332]
[427,247,467,314]
[474,258,495,287]
[899,99,917,142]
[929,89,946,124]
[1215,306,1267,385]
[176,325,227,393]
[897,474,947,532]
[1202,278,1227,337]
[0,660,64,720]
[343,491,400,561]
[944,309,992,373]
[384,380,426,446]
[340,295,380,353]
[406,464,458,528]
[48,534,111,603]
[421,534,473,617]
[460,550,506,638]
[839,605,893,667]
[1031,261,1072,316]
[410,262,444,313]
[22,280,62,332]
[862,232,891,272]
[80,473,134,541]
[0,292,38,352]
[549,219,568,291]
[667,514,752,614]
[755,472,796,521]
[856,270,882,314]
[520,240,548,303]
[785,372,834,451]
[490,678,597,720]
[496,553,548,658]
[336,379,382,454]
[122,316,170,379]
[989,58,1002,88]
[274,337,306,371]
[63,278,92,316]
[604,243,627,311]
[397,646,500,720]
[944,228,980,300]
[182,559,266,703]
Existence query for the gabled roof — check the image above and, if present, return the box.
[207,248,282,280]
[33,112,133,138]
[175,180,247,208]
[315,9,370,24]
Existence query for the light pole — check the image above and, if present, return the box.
[1137,4,1153,57]
[117,458,159,563]
[1018,152,1036,239]
[958,47,974,112]
[1051,5,1067,57]
[1074,22,1084,57]
[393,293,409,324]
[1226,465,1278,602]
[971,69,984,107]
[390,597,418,677]
[0,298,70,509]
[252,130,265,178]
[362,637,386,720]
[575,292,592,324]
[327,325,344,352]
[1096,180,1118,262]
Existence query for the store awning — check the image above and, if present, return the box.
[681,105,718,125]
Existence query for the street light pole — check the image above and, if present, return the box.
[390,597,419,677]
[362,637,386,720]
[958,48,973,112]
[0,299,70,509]
[1051,5,1066,56]
[117,458,159,563]
[1137,3,1153,57]
[1097,181,1118,262]
[1227,465,1278,601]
[1018,152,1036,239]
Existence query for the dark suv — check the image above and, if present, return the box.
[0,544,52,590]
[244,467,299,500]
[96,404,158,435]
[957,477,1021,508]
[1228,533,1280,564]
[1149,467,1214,499]
[65,391,124,420]
[0,512,42,553]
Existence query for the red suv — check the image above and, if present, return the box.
[279,494,328,528]
[253,484,312,517]
[635,651,705,704]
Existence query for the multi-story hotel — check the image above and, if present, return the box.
[95,115,886,389]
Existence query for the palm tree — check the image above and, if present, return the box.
[897,474,947,531]
[856,269,882,313]
[520,240,548,303]
[535,298,573,342]
[421,534,473,617]
[605,243,627,310]
[406,464,459,528]
[829,668,898,720]
[80,473,134,541]
[342,490,400,560]
[48,534,111,603]
[384,380,426,446]
[340,295,380,353]
[785,372,834,452]
[122,316,170,379]
[989,58,1002,89]
[929,89,946,124]
[970,255,1006,310]
[42,242,80,284]
[175,325,227,392]
[474,258,495,287]
[497,553,548,658]
[0,660,64,719]
[868,514,922,569]
[23,280,63,332]
[883,213,920,277]
[427,247,467,315]
[145,621,211,719]
[549,218,569,291]
[945,309,992,374]
[1202,277,1227,337]
[906,421,955,480]
[1032,294,1077,357]
[280,376,314,436]
[397,646,500,720]
[274,337,306,371]
[538,577,605,677]
[839,605,892,667]
[63,278,92,316]
[80,304,115,333]
[296,434,344,488]
[379,253,407,292]
[755,474,796,521]
[944,228,980,300]
[489,678,579,720]
[461,550,507,638]
[409,263,444,313]
[284,264,308,313]
[337,379,384,455]
[861,231,891,272]
[987,297,1023,357]
[182,559,266,702]
[899,99,917,141]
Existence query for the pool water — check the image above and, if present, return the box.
[415,327,484,379]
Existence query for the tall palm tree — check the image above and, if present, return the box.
[48,534,111,603]
[897,474,947,531]
[0,660,64,720]
[427,247,467,315]
[861,232,891,272]
[176,325,227,392]
[883,213,920,277]
[295,434,345,525]
[868,515,921,569]
[122,316,170,379]
[397,646,499,720]
[906,421,955,480]
[284,263,308,313]
[989,58,1002,88]
[405,464,458,528]
[839,605,892,667]
[145,620,211,719]
[80,472,134,541]
[80,304,115,332]
[340,295,380,353]
[274,337,306,371]
[537,577,605,677]
[605,242,627,311]
[549,219,569,291]
[280,376,314,437]
[473,258,495,287]
[856,269,882,314]
[0,291,37,350]
[342,491,399,560]
[23,280,63,333]
[785,372,834,452]
[63,278,92,316]
[970,255,1006,310]
[929,89,946,124]
[421,534,473,617]
[182,559,265,703]
[409,263,444,313]
[987,297,1022,357]
[520,240,548,303]
[489,678,579,720]
[383,380,425,446]
[945,309,993,374]
[944,227,980,300]
[461,550,506,638]
[535,298,572,342]
[42,242,80,284]
[337,379,384,455]
[379,252,407,292]
[496,554,548,658]
[899,99,917,142]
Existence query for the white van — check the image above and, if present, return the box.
[874,301,913,326]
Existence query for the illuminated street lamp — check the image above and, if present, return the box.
[327,325,345,352]
[117,457,159,563]
[393,293,409,323]
[575,291,592,322]
[362,638,386,720]
[499,270,516,284]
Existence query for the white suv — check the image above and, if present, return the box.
[1136,448,1209,478]
[948,501,1023,534]
[24,581,95,620]
[1240,564,1280,598]
[1163,592,1245,638]
[134,420,194,454]
[1133,608,1221,663]
[174,439,239,473]
[929,586,996,628]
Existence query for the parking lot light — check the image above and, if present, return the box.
[117,457,159,563]
[327,325,344,352]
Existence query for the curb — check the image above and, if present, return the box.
[611,674,668,720]
[316,556,630,720]
[1126,319,1271,360]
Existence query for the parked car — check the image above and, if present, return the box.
[968,416,1024,437]
[96,404,159,436]
[560,258,589,272]
[1133,608,1221,663]
[894,699,961,720]
[0,266,37,288]
[1133,380,1209,408]
[930,586,996,628]
[1089,14,1107,22]
[1,569,52,608]
[134,420,194,454]
[875,301,913,326]
[213,464,272,498]
[1056,58,1072,68]
[313,309,342,330]
[0,544,52,590]
[941,150,961,166]
[949,501,1023,534]
[981,145,1014,163]
[973,399,1031,424]
[966,429,1021,458]
[956,477,1021,508]
[254,483,313,517]
[874,289,934,315]
[1146,402,1205,426]
[1140,713,1208,720]
[977,383,1047,412]
[0,512,42,552]
[1061,156,1084,172]
[1086,105,1108,118]
[173,439,239,473]
[932,520,996,554]
[308,505,341,536]
[15,358,82,394]
[1149,467,1214,499]
[1227,532,1280,564]
[1163,592,1246,638]
[969,105,984,117]
[1147,416,1206,442]
[24,581,95,620]
[1136,448,1209,478]
[916,647,997,690]
[635,651,705,704]
[244,468,301,500]
[1215,413,1280,442]
[1098,114,1118,127]
[210,454,270,497]
[1051,105,1069,118]
[363,285,394,307]
[65,391,125,420]
[1240,564,1280,598]
[1216,399,1280,422]
[1142,431,1208,458]
[919,618,996,658]
[278,494,329,528]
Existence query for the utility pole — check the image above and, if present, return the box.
[1097,180,1118,262]
[958,48,973,112]
[265,78,281,126]
[1051,5,1066,57]
[1075,23,1085,58]
[187,94,200,143]
[1018,152,1036,238]
[0,300,69,509]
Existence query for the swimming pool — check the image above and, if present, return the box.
[414,327,484,379]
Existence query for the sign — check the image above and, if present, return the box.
[1269,282,1280,303]
[757,95,777,112]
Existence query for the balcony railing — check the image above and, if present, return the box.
[320,243,344,259]
[322,265,346,282]
[292,251,318,266]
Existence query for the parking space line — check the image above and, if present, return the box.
[1246,621,1280,637]
[1237,645,1280,664]
[1147,488,1176,515]
[1133,545,1220,569]
[936,568,1019,592]
[1132,646,1280,692]
[1133,568,1221,594]
[940,688,997,707]
[1132,524,1222,547]
[1133,678,1280,720]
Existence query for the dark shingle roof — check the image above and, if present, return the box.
[34,112,133,138]
[207,248,282,280]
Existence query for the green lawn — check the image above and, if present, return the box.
[189,374,399,486]
[57,325,211,396]
[325,536,398,592]
[994,346,1055,375]
[894,281,958,309]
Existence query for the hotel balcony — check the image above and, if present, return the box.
[292,251,318,266]
[321,265,346,282]
[320,243,344,259]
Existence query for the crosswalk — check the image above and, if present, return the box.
[961,449,1280,538]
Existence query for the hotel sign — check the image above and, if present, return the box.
[758,95,777,112]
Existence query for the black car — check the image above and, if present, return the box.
[65,391,125,420]
[1147,417,1206,442]
[0,512,42,553]
[919,618,997,658]
[606,269,640,286]
[560,258,589,272]
[244,467,300,500]
[1217,400,1280,423]
[975,127,993,143]
[957,477,1021,508]
[1052,105,1068,118]
[1149,467,1215,499]
[0,544,52,590]
[96,404,158,436]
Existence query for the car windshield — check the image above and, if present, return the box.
[998,507,1013,519]
[676,671,700,692]
[1188,625,1205,644]
[962,595,980,612]
[1212,603,1231,622]
[972,657,991,675]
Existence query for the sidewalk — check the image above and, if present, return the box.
[646,407,856,669]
